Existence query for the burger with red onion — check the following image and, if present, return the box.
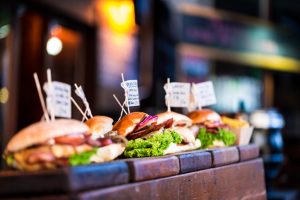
[112,111,200,158]
[187,109,236,148]
[3,118,125,171]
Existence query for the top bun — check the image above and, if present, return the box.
[85,116,113,137]
[113,112,147,136]
[187,109,221,124]
[156,111,192,127]
[6,119,89,152]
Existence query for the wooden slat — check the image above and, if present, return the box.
[210,146,239,167]
[126,156,180,182]
[238,144,260,161]
[176,150,212,173]
[77,158,266,200]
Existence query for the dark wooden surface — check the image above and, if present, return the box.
[0,161,129,197]
[0,144,263,200]
[210,146,239,167]
[78,158,266,200]
[126,156,180,182]
[176,150,212,174]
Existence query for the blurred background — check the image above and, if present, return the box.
[1,0,300,199]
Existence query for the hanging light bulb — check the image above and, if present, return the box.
[46,36,63,56]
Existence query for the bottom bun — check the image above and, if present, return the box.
[90,144,125,163]
[164,139,201,155]
[207,140,225,149]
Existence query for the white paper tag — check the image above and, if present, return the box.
[164,82,190,108]
[121,80,140,107]
[193,81,216,107]
[44,81,71,118]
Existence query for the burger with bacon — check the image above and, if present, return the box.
[4,118,125,171]
[187,109,236,149]
[113,111,200,158]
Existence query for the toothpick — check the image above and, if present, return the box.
[167,78,171,112]
[33,73,50,122]
[47,69,55,121]
[113,94,128,115]
[121,73,130,114]
[74,83,93,118]
[71,97,88,121]
[81,109,88,122]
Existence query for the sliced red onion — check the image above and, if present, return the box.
[135,115,158,131]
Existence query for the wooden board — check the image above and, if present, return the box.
[77,158,267,200]
[0,144,261,199]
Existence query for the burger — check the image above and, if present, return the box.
[112,111,200,158]
[4,118,125,171]
[187,109,236,149]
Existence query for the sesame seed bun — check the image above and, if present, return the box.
[6,119,89,153]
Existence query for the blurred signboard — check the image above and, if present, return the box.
[176,4,300,72]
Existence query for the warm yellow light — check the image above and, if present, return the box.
[0,87,9,104]
[99,1,136,33]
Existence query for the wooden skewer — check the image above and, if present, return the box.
[74,83,93,118]
[121,73,130,114]
[47,69,55,121]
[167,78,171,112]
[71,97,88,121]
[33,73,50,122]
[113,94,128,115]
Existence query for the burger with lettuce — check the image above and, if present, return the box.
[3,118,125,171]
[112,111,200,158]
[187,109,236,149]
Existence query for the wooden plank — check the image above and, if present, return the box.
[0,161,129,197]
[238,144,260,161]
[176,150,212,173]
[67,161,129,191]
[126,156,180,182]
[77,158,266,200]
[210,146,239,167]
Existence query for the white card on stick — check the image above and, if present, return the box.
[44,81,71,118]
[121,80,140,107]
[194,81,216,107]
[164,82,190,108]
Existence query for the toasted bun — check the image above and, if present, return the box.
[113,112,147,136]
[6,119,89,152]
[156,111,192,127]
[187,109,221,124]
[85,116,113,138]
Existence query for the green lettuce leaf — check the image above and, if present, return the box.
[124,129,182,158]
[197,128,236,149]
[69,148,98,166]
[5,154,14,166]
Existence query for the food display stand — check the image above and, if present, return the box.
[0,144,266,200]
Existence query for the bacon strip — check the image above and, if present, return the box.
[127,118,174,139]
